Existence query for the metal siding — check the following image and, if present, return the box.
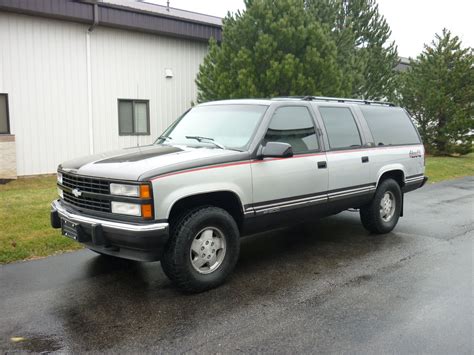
[0,12,90,175]
[0,13,208,175]
[89,26,207,154]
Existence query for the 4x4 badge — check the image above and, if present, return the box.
[409,149,422,158]
[71,188,82,197]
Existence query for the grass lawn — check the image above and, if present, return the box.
[0,176,82,264]
[425,152,474,183]
[0,153,473,264]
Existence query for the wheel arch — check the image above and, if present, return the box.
[167,190,245,231]
[376,165,407,188]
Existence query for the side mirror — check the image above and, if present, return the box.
[261,142,293,158]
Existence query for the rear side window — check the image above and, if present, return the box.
[360,106,420,146]
[264,106,319,154]
[319,107,362,149]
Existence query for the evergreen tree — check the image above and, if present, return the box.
[307,0,399,100]
[399,29,473,155]
[196,0,344,102]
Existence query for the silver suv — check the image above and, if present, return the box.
[51,96,428,292]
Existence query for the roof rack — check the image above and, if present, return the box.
[272,96,395,107]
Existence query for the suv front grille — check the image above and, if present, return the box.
[61,172,111,213]
[62,173,110,194]
[63,191,111,213]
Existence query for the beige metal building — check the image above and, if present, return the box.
[0,0,222,177]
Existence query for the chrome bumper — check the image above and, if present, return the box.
[51,199,168,233]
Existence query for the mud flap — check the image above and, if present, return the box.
[400,192,404,217]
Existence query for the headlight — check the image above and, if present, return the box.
[110,183,140,197]
[110,183,151,198]
[57,187,63,199]
[111,201,141,216]
[57,172,63,185]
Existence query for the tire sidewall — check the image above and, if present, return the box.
[375,179,402,232]
[173,207,240,289]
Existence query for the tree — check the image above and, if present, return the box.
[307,0,399,100]
[398,29,473,155]
[196,0,344,102]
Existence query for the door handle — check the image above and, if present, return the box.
[317,161,327,169]
[361,156,369,163]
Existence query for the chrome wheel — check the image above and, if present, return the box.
[190,227,226,274]
[379,191,396,222]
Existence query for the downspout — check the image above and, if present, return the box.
[86,2,99,154]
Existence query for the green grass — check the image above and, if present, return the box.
[0,176,82,264]
[425,152,474,183]
[0,153,473,264]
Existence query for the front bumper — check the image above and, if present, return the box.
[51,199,169,261]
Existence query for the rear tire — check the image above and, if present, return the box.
[161,206,240,293]
[360,178,402,234]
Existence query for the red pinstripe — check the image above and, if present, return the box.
[150,145,423,181]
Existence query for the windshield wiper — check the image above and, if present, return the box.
[185,135,226,149]
[156,135,173,143]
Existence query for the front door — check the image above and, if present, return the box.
[250,105,328,223]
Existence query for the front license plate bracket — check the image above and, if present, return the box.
[61,218,83,241]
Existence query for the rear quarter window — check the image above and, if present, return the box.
[360,106,420,146]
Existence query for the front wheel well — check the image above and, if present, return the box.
[377,170,405,188]
[168,191,244,231]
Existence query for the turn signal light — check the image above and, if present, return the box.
[141,204,153,219]
[140,184,151,199]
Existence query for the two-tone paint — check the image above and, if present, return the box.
[55,98,426,247]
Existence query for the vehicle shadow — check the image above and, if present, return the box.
[52,211,403,351]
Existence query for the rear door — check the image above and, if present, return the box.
[250,105,328,218]
[316,105,374,203]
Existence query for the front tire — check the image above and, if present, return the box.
[360,178,402,234]
[161,206,240,293]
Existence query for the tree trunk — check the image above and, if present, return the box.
[435,113,448,155]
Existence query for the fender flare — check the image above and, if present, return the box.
[164,186,246,220]
[375,164,407,187]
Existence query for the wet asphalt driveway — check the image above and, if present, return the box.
[1,177,473,353]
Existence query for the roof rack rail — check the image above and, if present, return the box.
[301,96,395,106]
[271,96,395,106]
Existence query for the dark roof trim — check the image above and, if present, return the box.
[0,0,222,42]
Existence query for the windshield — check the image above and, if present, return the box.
[156,104,268,150]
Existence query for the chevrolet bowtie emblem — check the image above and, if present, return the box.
[71,188,82,197]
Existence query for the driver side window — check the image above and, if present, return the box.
[264,106,319,154]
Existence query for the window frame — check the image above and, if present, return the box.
[358,105,422,147]
[317,105,364,151]
[262,105,322,155]
[117,99,150,136]
[0,93,11,135]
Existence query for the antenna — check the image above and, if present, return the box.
[167,0,170,11]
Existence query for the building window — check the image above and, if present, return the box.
[0,94,10,134]
[118,99,150,135]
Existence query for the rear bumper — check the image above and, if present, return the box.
[420,176,429,187]
[403,175,428,193]
[51,199,169,261]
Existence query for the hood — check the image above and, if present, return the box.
[59,145,249,181]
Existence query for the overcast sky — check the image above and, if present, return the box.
[149,0,473,58]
